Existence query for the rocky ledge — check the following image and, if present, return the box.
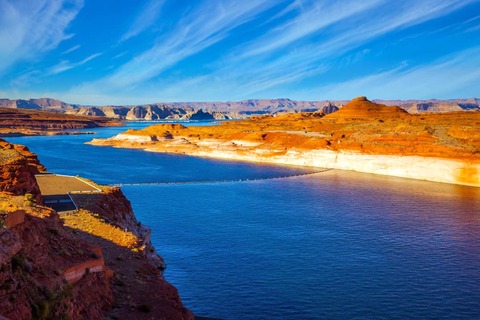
[0,139,193,319]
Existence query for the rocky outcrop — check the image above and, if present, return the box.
[325,96,409,120]
[0,98,77,110]
[376,98,480,113]
[0,196,113,320]
[3,97,480,123]
[0,141,193,319]
[68,105,236,120]
[90,97,480,187]
[68,185,193,319]
[320,102,339,114]
[0,141,112,319]
[0,139,45,203]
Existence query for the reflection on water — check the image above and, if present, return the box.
[5,124,480,319]
[123,170,480,320]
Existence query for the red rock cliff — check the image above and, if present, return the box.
[0,139,45,203]
[0,140,193,319]
[0,196,113,320]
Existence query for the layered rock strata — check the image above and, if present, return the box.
[89,97,480,187]
[0,140,193,319]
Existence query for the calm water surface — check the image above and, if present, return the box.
[6,123,480,319]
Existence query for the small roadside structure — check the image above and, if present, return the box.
[35,174,101,212]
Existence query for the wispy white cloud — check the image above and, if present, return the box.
[0,0,84,74]
[9,70,42,88]
[215,0,478,97]
[66,0,479,104]
[94,1,284,89]
[62,44,81,54]
[309,46,480,100]
[233,0,477,67]
[48,53,102,75]
[120,0,165,42]
[466,24,480,32]
[239,0,382,58]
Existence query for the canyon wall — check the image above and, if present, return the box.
[2,97,479,121]
[0,139,193,319]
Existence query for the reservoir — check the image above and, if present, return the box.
[6,122,480,319]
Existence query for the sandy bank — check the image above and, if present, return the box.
[89,135,479,187]
[190,148,479,187]
[88,96,480,187]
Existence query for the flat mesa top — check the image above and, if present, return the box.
[35,174,99,196]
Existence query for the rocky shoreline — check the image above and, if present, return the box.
[89,97,480,188]
[0,139,193,319]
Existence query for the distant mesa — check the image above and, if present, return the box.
[0,107,121,136]
[0,96,479,122]
[89,95,480,187]
[324,96,408,120]
[352,96,368,101]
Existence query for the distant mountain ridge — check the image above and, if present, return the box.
[0,97,478,120]
[0,98,78,110]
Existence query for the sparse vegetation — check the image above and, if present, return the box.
[0,149,20,165]
[31,283,75,320]
[61,209,139,249]
[24,193,35,207]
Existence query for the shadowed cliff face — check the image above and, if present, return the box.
[0,141,194,319]
[67,184,194,319]
[0,195,113,320]
[0,140,113,319]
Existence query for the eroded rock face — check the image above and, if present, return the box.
[69,187,194,319]
[0,139,45,203]
[0,198,113,320]
[0,141,193,319]
[0,228,21,265]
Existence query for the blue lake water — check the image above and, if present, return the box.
[6,123,480,319]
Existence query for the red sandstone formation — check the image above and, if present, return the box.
[324,96,409,120]
[89,96,480,186]
[0,140,193,319]
[0,196,113,320]
[94,96,480,161]
[0,107,121,136]
[0,139,45,203]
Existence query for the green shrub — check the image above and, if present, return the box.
[24,193,36,206]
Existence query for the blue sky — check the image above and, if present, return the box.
[0,0,479,105]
